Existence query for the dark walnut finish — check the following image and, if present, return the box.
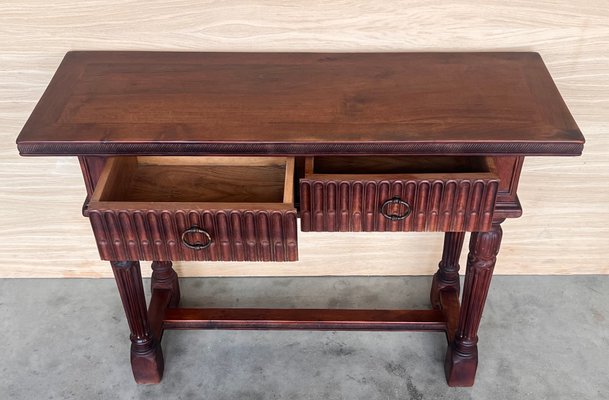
[16,51,584,387]
[300,156,499,232]
[445,222,503,386]
[17,51,583,157]
[111,261,164,384]
[430,232,466,310]
[87,156,298,262]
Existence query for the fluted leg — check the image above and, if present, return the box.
[431,232,466,309]
[151,261,181,308]
[445,223,503,387]
[112,261,164,384]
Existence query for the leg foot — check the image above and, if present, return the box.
[112,261,164,384]
[445,338,478,387]
[130,340,164,384]
[444,223,502,387]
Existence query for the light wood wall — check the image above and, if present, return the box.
[1,1,608,277]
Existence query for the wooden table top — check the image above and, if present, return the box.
[17,51,584,156]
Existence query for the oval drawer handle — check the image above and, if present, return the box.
[181,226,213,250]
[381,197,411,221]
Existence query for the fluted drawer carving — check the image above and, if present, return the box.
[300,178,499,233]
[87,156,297,262]
[89,208,298,262]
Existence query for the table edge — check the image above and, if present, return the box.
[17,140,584,157]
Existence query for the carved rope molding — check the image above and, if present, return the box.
[17,141,584,157]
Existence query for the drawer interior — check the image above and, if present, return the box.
[305,156,493,176]
[92,156,294,204]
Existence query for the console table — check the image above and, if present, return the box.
[16,51,584,386]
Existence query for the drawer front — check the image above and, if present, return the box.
[87,156,298,262]
[89,208,298,262]
[300,178,499,233]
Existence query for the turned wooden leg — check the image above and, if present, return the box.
[431,232,466,309]
[112,261,164,384]
[151,261,181,308]
[445,222,503,387]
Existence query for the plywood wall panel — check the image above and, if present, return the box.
[1,0,607,277]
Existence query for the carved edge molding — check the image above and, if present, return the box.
[18,141,584,157]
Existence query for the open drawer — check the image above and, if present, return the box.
[300,156,500,233]
[87,156,297,262]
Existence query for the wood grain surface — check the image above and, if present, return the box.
[1,0,607,277]
[15,51,583,156]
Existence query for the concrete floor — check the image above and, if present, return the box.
[1,276,608,400]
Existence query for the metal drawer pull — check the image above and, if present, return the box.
[381,197,411,221]
[181,227,213,250]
